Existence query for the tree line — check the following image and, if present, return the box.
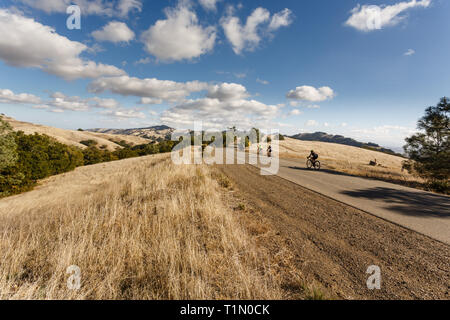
[0,117,177,197]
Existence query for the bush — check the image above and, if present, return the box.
[80,139,98,147]
[0,131,84,197]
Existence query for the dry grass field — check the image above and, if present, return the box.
[0,154,295,300]
[3,116,150,151]
[277,137,424,187]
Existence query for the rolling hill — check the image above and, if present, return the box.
[87,125,175,142]
[3,116,150,151]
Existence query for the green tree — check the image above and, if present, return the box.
[403,97,449,188]
[0,117,18,170]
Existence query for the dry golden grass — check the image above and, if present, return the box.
[3,116,150,151]
[278,138,424,186]
[0,154,284,300]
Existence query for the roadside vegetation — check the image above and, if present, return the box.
[0,116,177,197]
[402,97,449,194]
[0,155,287,299]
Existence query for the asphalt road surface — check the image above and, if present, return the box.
[246,154,450,245]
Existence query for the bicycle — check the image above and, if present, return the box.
[306,157,321,170]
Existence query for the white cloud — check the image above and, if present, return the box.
[141,3,216,62]
[18,0,142,17]
[134,57,151,65]
[199,0,221,11]
[268,8,293,31]
[221,7,293,54]
[89,75,209,102]
[48,92,90,112]
[404,48,415,56]
[206,83,250,101]
[287,86,335,102]
[256,78,269,85]
[221,7,270,54]
[289,109,302,116]
[117,0,142,17]
[0,88,41,105]
[345,0,431,32]
[90,97,120,109]
[0,9,125,80]
[92,21,135,43]
[160,97,280,130]
[139,97,163,105]
[101,108,146,119]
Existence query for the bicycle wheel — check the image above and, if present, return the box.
[306,159,313,169]
[314,161,321,170]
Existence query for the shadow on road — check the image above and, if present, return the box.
[341,187,450,218]
[287,166,357,178]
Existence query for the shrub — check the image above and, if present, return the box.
[0,130,84,197]
[80,139,98,147]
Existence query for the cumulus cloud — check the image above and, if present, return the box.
[345,0,431,32]
[404,48,415,56]
[90,97,120,109]
[206,83,250,101]
[221,7,293,54]
[286,86,335,102]
[141,3,216,62]
[139,97,163,105]
[0,9,125,80]
[160,97,280,129]
[268,8,293,31]
[88,75,209,102]
[117,0,142,17]
[199,0,221,11]
[100,108,146,119]
[92,21,135,43]
[18,0,141,17]
[159,80,282,129]
[47,92,91,112]
[288,109,302,116]
[0,88,41,105]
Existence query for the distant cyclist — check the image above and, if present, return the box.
[308,150,318,164]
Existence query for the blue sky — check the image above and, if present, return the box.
[0,0,449,149]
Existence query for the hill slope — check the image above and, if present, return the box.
[276,138,421,186]
[0,154,290,299]
[88,125,174,141]
[3,116,150,151]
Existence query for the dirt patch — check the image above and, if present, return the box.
[217,164,450,300]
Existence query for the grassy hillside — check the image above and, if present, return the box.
[291,132,402,156]
[278,138,423,187]
[0,154,289,299]
[4,116,150,151]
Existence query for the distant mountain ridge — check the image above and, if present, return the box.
[88,125,175,142]
[290,132,402,156]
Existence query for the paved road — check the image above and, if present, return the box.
[245,154,450,245]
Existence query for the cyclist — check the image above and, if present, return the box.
[308,150,318,164]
